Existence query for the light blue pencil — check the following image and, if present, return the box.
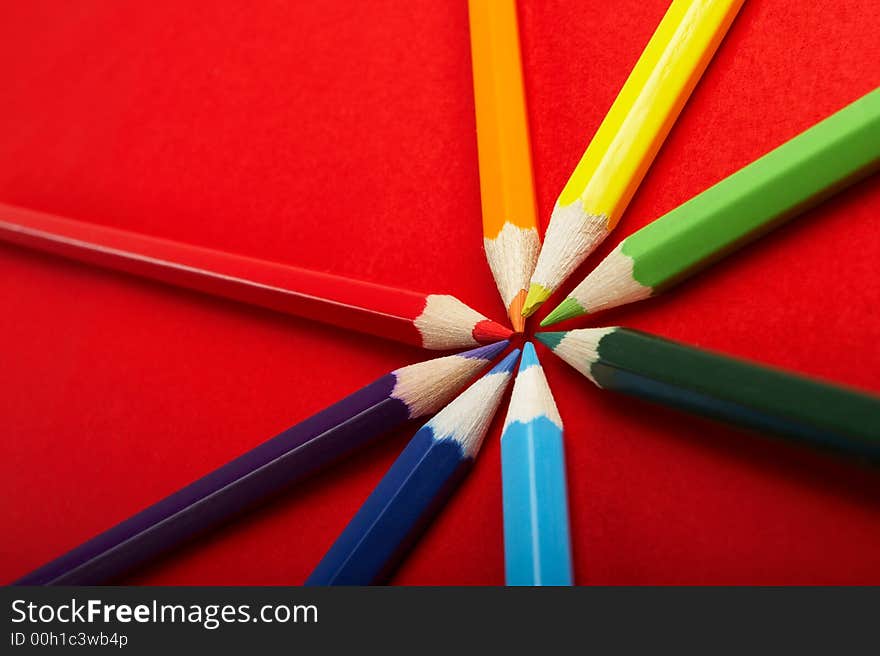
[501,342,573,585]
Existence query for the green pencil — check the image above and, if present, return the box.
[536,328,880,461]
[541,87,880,326]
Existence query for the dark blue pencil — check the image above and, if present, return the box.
[307,349,520,585]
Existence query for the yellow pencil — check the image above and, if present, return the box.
[522,0,743,317]
[468,0,539,333]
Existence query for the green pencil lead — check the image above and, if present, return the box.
[540,297,585,327]
[534,331,567,352]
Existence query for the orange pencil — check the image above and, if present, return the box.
[468,0,539,333]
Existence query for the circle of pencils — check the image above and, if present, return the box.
[537,328,880,462]
[0,202,512,350]
[15,342,507,585]
[542,87,880,325]
[523,0,744,317]
[8,4,880,588]
[306,349,520,586]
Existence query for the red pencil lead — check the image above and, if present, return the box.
[472,318,514,343]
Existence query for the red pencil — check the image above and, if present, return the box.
[0,203,511,349]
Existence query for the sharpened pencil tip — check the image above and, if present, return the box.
[507,290,527,333]
[541,297,585,327]
[522,283,551,317]
[518,342,539,372]
[535,332,566,352]
[489,348,521,375]
[473,319,514,343]
[462,340,509,361]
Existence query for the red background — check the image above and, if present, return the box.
[2,0,879,585]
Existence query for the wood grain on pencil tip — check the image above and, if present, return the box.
[538,328,880,461]
[522,0,744,317]
[0,203,512,349]
[468,0,540,333]
[14,341,508,585]
[306,348,520,585]
[542,86,880,326]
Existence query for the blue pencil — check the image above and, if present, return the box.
[307,348,520,585]
[501,342,572,586]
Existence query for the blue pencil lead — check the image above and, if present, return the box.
[489,348,521,376]
[518,341,539,372]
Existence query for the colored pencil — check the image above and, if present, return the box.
[307,349,520,585]
[543,87,880,325]
[0,202,512,349]
[15,342,508,585]
[537,328,880,461]
[523,0,743,317]
[468,0,540,333]
[501,342,572,586]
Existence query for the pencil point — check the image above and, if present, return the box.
[541,297,585,327]
[507,290,527,333]
[473,319,514,344]
[462,340,509,361]
[490,348,521,375]
[518,341,539,372]
[522,283,551,317]
[535,331,566,352]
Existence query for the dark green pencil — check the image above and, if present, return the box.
[537,328,880,461]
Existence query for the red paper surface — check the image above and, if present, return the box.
[1,0,879,585]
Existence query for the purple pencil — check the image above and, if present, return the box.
[16,341,509,585]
